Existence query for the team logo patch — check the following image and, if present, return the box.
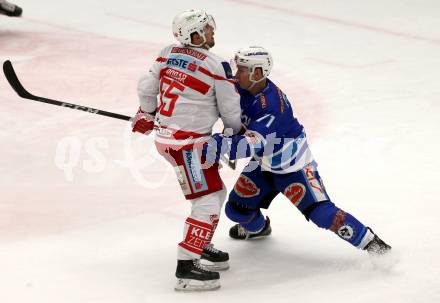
[188,62,197,72]
[259,95,267,109]
[337,225,354,240]
[284,183,306,206]
[234,175,260,198]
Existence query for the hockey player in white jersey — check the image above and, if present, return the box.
[131,10,242,291]
[0,0,22,17]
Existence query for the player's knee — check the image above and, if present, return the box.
[225,200,257,224]
[308,201,340,229]
[190,190,224,219]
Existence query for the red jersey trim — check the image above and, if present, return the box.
[198,66,236,84]
[160,67,211,95]
[171,47,207,61]
[156,125,210,140]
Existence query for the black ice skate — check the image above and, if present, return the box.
[175,259,220,291]
[229,216,272,240]
[200,244,230,271]
[364,228,392,256]
[0,1,23,17]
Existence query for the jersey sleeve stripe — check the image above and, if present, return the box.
[198,66,236,84]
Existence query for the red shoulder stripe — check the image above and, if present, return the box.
[160,67,211,95]
[198,66,236,84]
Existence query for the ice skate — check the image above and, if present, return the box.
[363,228,397,269]
[229,216,272,240]
[364,228,392,256]
[174,259,220,291]
[200,244,230,271]
[0,1,22,17]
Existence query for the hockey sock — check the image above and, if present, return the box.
[178,217,214,259]
[308,202,369,247]
[225,201,265,232]
[241,210,265,232]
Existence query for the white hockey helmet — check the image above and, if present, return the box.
[234,46,273,82]
[172,9,216,47]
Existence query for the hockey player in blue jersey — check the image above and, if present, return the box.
[203,46,391,256]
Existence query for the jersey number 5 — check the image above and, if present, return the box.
[158,77,185,117]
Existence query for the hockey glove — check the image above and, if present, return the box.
[131,107,155,135]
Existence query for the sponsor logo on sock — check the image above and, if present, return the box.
[337,224,354,240]
[180,218,213,255]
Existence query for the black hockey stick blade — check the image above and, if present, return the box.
[3,60,34,99]
[3,60,132,121]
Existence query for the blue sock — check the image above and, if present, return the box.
[309,202,367,247]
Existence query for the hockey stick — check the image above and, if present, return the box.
[3,60,236,170]
[221,154,236,170]
[2,60,133,121]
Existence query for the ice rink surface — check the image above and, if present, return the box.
[1,0,439,302]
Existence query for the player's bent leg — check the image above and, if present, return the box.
[276,163,392,256]
[226,167,277,240]
[225,201,272,240]
[306,201,391,255]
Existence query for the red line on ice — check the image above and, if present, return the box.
[227,0,440,45]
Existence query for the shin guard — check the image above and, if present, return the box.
[309,202,369,248]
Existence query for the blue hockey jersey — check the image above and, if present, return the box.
[236,79,314,173]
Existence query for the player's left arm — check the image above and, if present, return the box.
[203,108,280,162]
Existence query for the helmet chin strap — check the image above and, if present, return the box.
[248,69,265,90]
[189,30,209,49]
[200,32,211,50]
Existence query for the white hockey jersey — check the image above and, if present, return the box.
[137,44,242,146]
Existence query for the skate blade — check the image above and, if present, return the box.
[199,260,230,271]
[174,278,220,292]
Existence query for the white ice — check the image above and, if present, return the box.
[1,0,440,302]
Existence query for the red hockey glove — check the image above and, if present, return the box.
[131,107,155,135]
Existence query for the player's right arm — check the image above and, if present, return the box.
[137,47,169,113]
[132,47,168,134]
